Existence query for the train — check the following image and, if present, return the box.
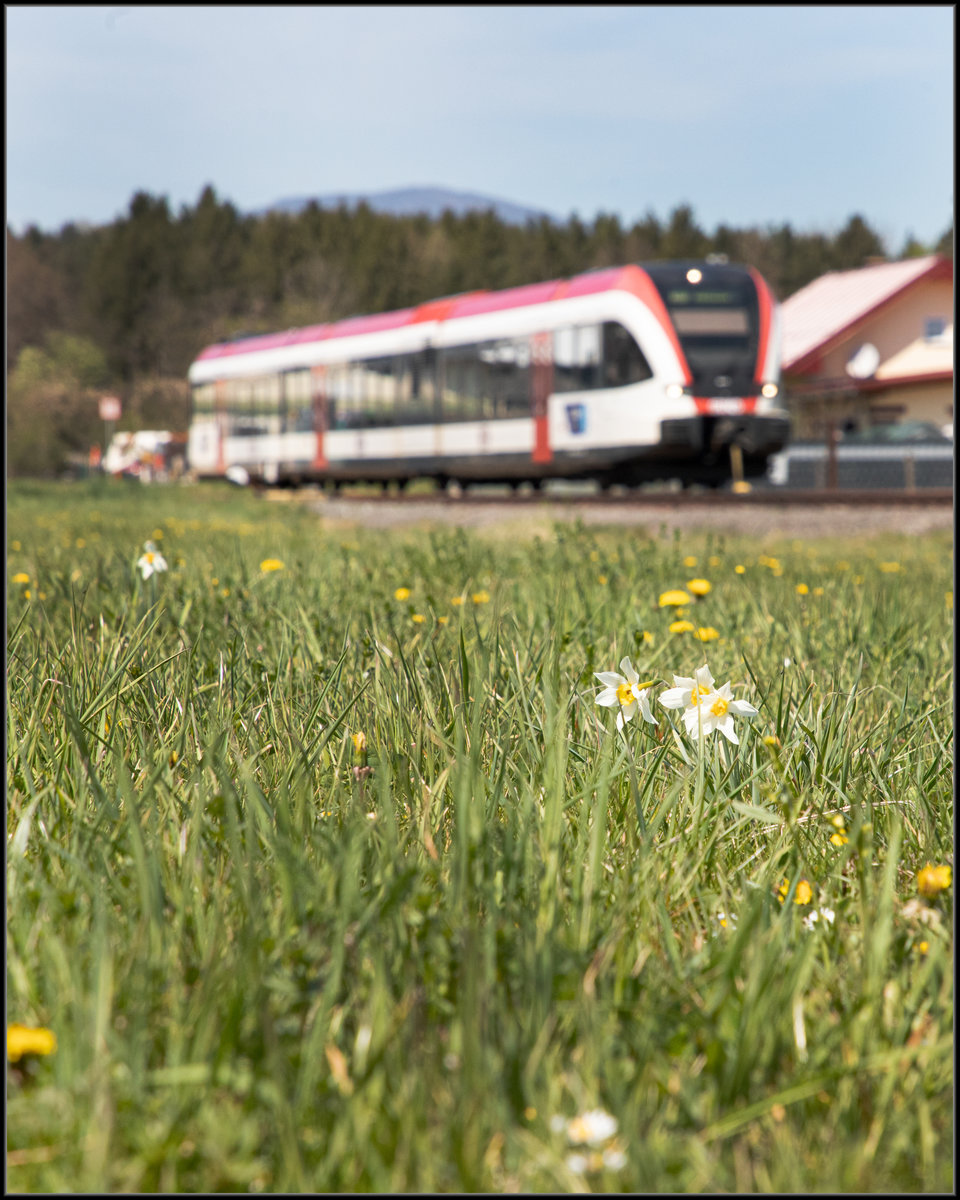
[186,260,790,490]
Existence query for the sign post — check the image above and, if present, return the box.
[99,395,121,466]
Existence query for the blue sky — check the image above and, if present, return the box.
[6,5,954,252]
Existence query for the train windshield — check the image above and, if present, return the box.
[643,265,760,395]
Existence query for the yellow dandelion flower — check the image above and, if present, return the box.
[917,940,929,955]
[12,572,30,585]
[683,555,698,568]
[709,556,721,567]
[411,612,426,624]
[917,863,951,898]
[669,619,695,633]
[394,587,411,601]
[693,626,719,641]
[794,880,813,905]
[7,1024,57,1062]
[451,595,465,606]
[598,574,608,585]
[75,538,86,549]
[11,540,21,552]
[763,734,780,747]
[641,630,654,645]
[686,578,711,596]
[813,586,824,596]
[659,589,692,608]
[260,558,285,572]
[796,583,809,595]
[438,615,449,625]
[879,562,900,573]
[351,731,367,753]
[734,564,746,574]
[471,590,490,604]
[151,528,164,540]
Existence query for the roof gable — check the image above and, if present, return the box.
[780,255,952,373]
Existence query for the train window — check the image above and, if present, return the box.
[283,369,313,432]
[601,322,653,386]
[553,325,601,391]
[478,338,531,418]
[360,355,396,426]
[192,383,216,415]
[441,345,483,422]
[396,350,437,425]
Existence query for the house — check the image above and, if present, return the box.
[779,255,953,438]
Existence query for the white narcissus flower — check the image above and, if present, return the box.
[137,540,168,580]
[566,1108,619,1146]
[659,665,758,743]
[594,656,657,731]
[658,664,716,731]
[693,681,759,744]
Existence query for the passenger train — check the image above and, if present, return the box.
[186,260,790,490]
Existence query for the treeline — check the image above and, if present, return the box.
[6,184,953,475]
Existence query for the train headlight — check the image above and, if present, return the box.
[685,268,703,284]
[761,382,779,399]
[665,383,685,400]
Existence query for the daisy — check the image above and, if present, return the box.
[594,656,657,732]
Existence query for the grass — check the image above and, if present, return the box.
[6,477,953,1192]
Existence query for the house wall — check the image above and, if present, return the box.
[816,278,954,378]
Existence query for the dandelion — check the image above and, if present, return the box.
[411,612,426,624]
[686,578,712,597]
[640,630,655,645]
[351,731,367,753]
[778,878,813,905]
[137,540,168,579]
[12,572,30,585]
[734,564,746,574]
[693,626,720,642]
[260,558,285,573]
[594,656,658,732]
[659,588,691,608]
[669,619,695,634]
[796,583,809,595]
[683,555,698,568]
[451,596,465,606]
[598,574,608,585]
[7,1023,57,1062]
[917,863,952,898]
[879,561,901,573]
[394,586,411,601]
[471,590,491,604]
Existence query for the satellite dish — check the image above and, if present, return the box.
[845,343,880,379]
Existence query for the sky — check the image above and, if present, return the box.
[5,5,954,254]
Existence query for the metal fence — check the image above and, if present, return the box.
[766,438,954,491]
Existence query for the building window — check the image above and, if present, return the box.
[924,316,947,342]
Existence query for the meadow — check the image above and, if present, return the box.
[6,478,953,1193]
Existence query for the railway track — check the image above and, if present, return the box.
[291,485,953,508]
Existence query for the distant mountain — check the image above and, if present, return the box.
[255,185,557,226]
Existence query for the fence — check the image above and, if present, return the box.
[766,436,953,491]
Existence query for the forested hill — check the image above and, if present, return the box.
[6,184,953,476]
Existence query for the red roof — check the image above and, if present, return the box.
[780,255,952,373]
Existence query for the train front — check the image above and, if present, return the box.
[645,261,790,483]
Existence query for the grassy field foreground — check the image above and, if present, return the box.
[6,479,954,1192]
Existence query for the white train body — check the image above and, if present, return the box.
[187,261,789,488]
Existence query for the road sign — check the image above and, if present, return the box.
[99,395,122,421]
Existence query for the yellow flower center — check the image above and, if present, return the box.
[616,682,634,705]
[710,696,729,717]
